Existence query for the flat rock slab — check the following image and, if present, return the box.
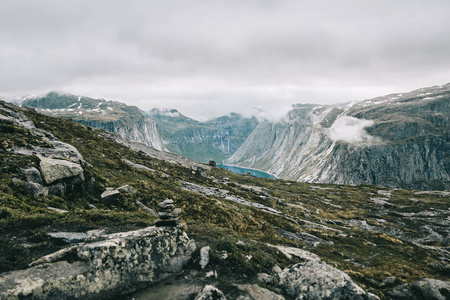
[48,232,89,243]
[101,188,120,200]
[0,261,89,296]
[269,245,321,261]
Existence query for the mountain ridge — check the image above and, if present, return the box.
[226,83,450,190]
[22,92,259,163]
[19,83,450,190]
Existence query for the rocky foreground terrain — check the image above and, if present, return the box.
[0,100,449,299]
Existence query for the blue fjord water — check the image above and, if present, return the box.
[217,164,276,179]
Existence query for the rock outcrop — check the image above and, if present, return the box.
[262,246,378,300]
[38,156,84,185]
[387,278,450,300]
[20,156,87,198]
[0,101,89,197]
[0,226,196,299]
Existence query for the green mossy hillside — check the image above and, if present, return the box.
[0,101,448,299]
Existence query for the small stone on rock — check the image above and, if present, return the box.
[158,199,174,207]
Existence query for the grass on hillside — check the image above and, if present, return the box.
[0,102,448,299]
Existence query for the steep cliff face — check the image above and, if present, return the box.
[226,105,343,180]
[227,84,450,190]
[22,92,166,151]
[149,109,258,163]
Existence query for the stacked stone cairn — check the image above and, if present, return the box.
[155,198,182,227]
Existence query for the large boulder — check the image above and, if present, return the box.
[272,261,376,300]
[0,226,196,299]
[265,246,378,300]
[387,278,450,300]
[38,156,84,185]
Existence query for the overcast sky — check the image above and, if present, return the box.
[1,0,450,120]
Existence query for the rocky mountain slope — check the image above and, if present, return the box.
[22,93,258,163]
[226,84,450,190]
[149,109,258,163]
[22,92,166,151]
[0,100,449,299]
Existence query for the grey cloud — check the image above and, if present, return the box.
[1,0,450,120]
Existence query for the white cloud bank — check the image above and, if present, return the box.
[1,1,450,120]
[328,116,377,144]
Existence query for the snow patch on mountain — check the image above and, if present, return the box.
[149,108,182,118]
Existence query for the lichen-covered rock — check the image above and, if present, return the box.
[0,102,84,164]
[387,278,450,300]
[23,182,49,198]
[38,156,84,185]
[20,167,43,184]
[195,285,227,300]
[0,226,196,300]
[272,261,376,300]
[266,246,378,300]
